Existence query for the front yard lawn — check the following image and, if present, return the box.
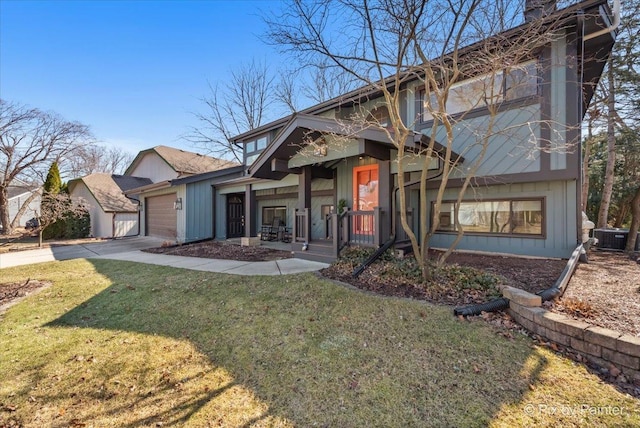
[1,259,638,427]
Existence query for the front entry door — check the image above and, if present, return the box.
[353,164,379,235]
[227,194,244,238]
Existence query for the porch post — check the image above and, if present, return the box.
[245,184,256,237]
[298,166,312,241]
[378,160,392,241]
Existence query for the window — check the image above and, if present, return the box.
[245,136,269,166]
[418,61,538,122]
[504,61,538,101]
[256,136,267,150]
[436,198,543,236]
[262,206,287,226]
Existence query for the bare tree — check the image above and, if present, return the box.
[184,59,275,162]
[266,0,582,280]
[65,144,135,178]
[0,99,93,235]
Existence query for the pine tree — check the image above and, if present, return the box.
[43,161,62,195]
[41,161,66,239]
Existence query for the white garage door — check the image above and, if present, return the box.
[114,213,139,237]
[146,193,177,238]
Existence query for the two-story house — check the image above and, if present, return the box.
[174,0,616,263]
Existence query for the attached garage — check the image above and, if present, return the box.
[114,213,139,237]
[145,193,177,238]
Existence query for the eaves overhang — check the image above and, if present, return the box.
[247,113,462,180]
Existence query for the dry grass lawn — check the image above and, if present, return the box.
[0,259,638,427]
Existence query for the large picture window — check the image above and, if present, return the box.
[436,198,544,236]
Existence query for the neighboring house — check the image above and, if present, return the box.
[123,145,240,240]
[199,0,615,263]
[68,173,152,238]
[6,180,41,229]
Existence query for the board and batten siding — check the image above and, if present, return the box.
[427,180,577,258]
[423,104,542,179]
[185,180,215,242]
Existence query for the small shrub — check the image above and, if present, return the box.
[64,209,90,239]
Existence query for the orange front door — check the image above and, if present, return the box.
[353,164,379,234]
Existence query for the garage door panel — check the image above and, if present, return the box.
[146,193,177,238]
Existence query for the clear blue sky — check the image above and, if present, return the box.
[0,0,287,155]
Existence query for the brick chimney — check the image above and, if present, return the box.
[524,0,557,22]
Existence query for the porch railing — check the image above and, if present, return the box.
[293,208,309,243]
[331,207,384,258]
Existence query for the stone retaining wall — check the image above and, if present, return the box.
[506,287,640,382]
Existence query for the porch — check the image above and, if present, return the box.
[291,205,417,263]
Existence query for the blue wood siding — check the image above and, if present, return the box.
[185,181,214,242]
[423,104,542,178]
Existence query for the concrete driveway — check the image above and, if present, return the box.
[0,236,165,269]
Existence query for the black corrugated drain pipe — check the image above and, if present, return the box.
[453,297,510,317]
[454,244,584,317]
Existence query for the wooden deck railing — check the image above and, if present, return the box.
[294,208,309,243]
[331,207,384,258]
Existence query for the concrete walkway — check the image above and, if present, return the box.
[0,237,329,275]
[92,251,329,275]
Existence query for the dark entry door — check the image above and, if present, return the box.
[227,194,244,238]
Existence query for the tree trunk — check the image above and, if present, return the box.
[0,186,11,235]
[597,63,616,228]
[625,186,640,253]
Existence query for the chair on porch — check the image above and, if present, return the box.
[260,216,282,241]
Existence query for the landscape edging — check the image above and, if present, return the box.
[507,293,640,382]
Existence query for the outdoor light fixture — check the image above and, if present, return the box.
[313,137,328,157]
[174,197,183,210]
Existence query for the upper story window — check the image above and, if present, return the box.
[418,61,538,122]
[245,136,268,166]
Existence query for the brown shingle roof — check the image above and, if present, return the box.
[125,145,239,177]
[70,173,152,212]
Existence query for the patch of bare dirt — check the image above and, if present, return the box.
[0,279,51,310]
[143,240,292,262]
[549,251,640,337]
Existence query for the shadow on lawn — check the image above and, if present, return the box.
[46,259,547,427]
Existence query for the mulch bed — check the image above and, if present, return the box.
[143,240,292,262]
[548,250,640,337]
[321,250,567,307]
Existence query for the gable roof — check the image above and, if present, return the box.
[124,145,239,176]
[248,113,461,180]
[69,173,152,212]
